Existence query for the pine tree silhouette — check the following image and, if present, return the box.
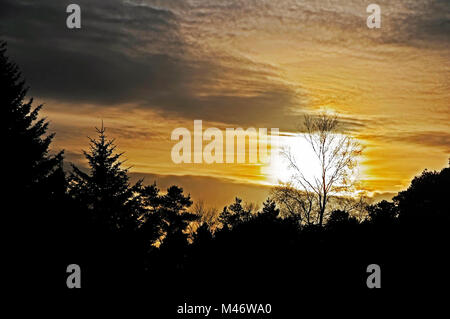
[218,197,251,229]
[158,185,197,246]
[1,40,65,290]
[2,40,63,203]
[68,124,142,232]
[140,184,198,246]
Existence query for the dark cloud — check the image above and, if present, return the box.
[106,125,169,141]
[0,0,184,103]
[2,0,447,133]
[0,0,302,130]
[392,0,450,46]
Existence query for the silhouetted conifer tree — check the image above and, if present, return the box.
[68,125,142,232]
[2,40,63,204]
[218,197,251,228]
[158,186,197,247]
[1,40,65,289]
[144,186,197,272]
[139,183,164,244]
[140,184,197,246]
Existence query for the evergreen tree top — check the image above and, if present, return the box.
[2,40,63,189]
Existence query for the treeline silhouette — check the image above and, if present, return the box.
[3,40,449,308]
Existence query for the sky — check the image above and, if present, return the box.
[1,0,449,207]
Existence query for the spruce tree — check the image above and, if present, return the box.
[68,125,142,232]
[1,40,63,200]
[1,40,65,289]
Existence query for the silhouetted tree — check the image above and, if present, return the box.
[139,183,165,245]
[260,198,280,218]
[271,184,315,225]
[158,186,197,246]
[218,197,252,229]
[1,40,66,289]
[151,186,197,272]
[191,200,219,232]
[68,125,142,232]
[139,183,197,249]
[2,40,64,210]
[394,166,449,224]
[282,113,362,226]
[366,200,398,225]
[192,222,213,246]
[326,209,358,230]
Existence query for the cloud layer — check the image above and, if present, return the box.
[1,0,449,194]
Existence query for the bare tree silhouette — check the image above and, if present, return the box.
[282,113,362,226]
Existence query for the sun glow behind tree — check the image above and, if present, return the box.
[266,134,321,186]
[268,133,361,194]
[265,114,363,226]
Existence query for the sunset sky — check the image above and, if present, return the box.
[1,0,449,207]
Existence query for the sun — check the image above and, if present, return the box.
[263,133,322,187]
[264,132,361,197]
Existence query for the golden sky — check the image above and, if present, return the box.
[2,0,449,206]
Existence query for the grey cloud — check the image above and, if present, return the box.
[2,0,447,133]
[397,131,450,152]
[147,0,450,48]
[0,0,302,131]
[395,0,450,45]
[0,0,185,103]
[360,130,450,153]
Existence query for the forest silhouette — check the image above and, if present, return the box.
[3,40,449,311]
